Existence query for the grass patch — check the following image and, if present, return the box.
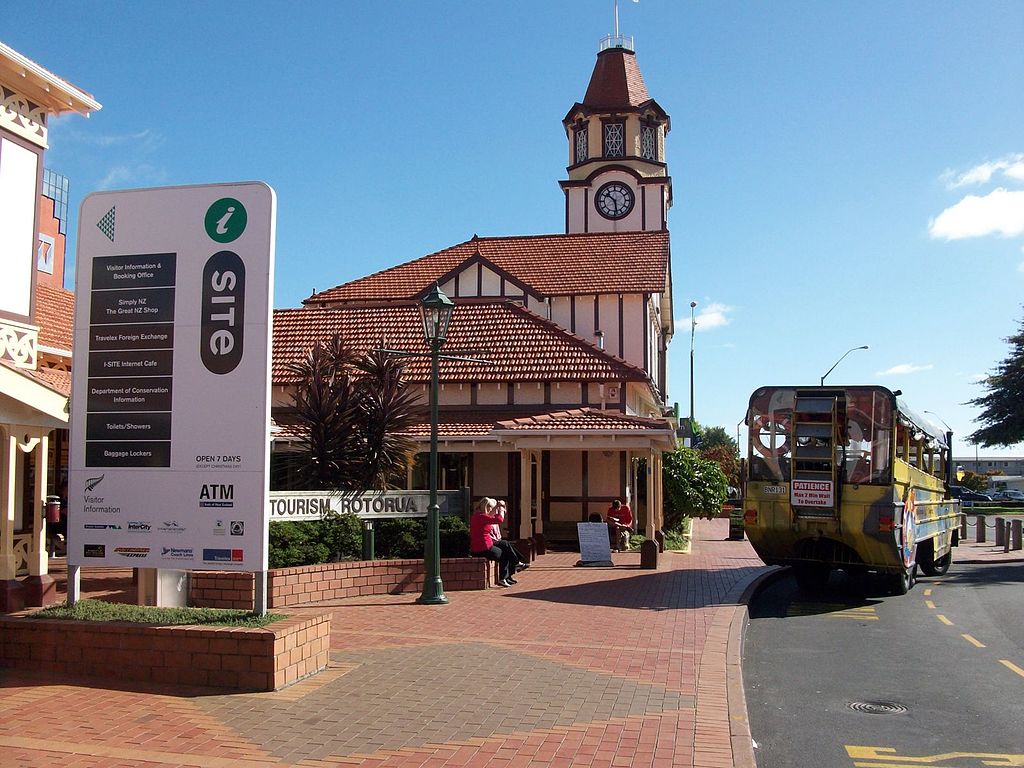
[30,599,285,628]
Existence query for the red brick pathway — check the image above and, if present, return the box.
[1,518,770,768]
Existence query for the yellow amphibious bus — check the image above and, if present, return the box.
[742,385,960,594]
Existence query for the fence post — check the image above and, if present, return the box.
[995,517,1005,547]
[1012,519,1022,551]
[976,515,986,543]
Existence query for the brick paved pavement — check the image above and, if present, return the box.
[957,514,1024,564]
[1,518,771,768]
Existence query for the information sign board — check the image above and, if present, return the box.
[68,183,275,571]
[577,522,613,564]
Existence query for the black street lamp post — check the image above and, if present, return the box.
[375,285,489,606]
[418,285,455,605]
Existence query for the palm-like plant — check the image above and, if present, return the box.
[286,335,422,492]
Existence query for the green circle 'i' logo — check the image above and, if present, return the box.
[205,197,247,243]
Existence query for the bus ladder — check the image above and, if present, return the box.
[791,391,841,519]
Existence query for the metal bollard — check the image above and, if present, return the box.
[1012,519,1022,551]
[976,515,986,543]
[995,517,1005,547]
[960,514,968,539]
[1004,521,1011,553]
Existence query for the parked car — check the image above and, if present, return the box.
[991,489,1024,502]
[949,486,993,502]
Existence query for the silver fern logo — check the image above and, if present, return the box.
[84,474,105,493]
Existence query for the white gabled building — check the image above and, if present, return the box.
[271,37,680,547]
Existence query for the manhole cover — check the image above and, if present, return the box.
[848,701,908,715]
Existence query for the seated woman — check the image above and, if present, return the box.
[491,499,528,573]
[469,497,519,587]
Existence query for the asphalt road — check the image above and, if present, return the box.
[742,561,1024,768]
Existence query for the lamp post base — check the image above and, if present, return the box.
[416,591,449,605]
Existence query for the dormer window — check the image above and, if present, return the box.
[640,124,658,161]
[603,121,624,158]
[574,124,588,164]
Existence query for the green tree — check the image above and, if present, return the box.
[968,310,1024,447]
[286,334,423,491]
[959,471,989,493]
[693,424,740,488]
[698,425,738,454]
[662,446,728,530]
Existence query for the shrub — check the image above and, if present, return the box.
[268,513,468,565]
[374,517,425,559]
[268,512,363,568]
[439,515,470,557]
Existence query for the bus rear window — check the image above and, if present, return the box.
[843,389,893,485]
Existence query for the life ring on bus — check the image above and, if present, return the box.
[751,414,791,458]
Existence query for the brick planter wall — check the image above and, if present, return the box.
[190,557,489,610]
[0,612,330,692]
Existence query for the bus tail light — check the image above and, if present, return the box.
[744,509,758,525]
[878,514,894,533]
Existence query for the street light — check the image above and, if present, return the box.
[418,285,454,605]
[820,345,868,386]
[689,301,697,425]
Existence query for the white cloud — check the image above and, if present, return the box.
[943,154,1024,189]
[97,164,165,190]
[689,302,732,332]
[928,188,1024,240]
[876,363,934,376]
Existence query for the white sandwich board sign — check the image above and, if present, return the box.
[68,182,275,572]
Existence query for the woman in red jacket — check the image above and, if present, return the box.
[470,497,519,587]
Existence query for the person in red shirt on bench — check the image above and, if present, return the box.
[470,497,519,587]
[606,499,633,552]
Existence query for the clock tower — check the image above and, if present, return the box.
[560,36,671,234]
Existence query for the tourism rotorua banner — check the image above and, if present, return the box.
[68,183,275,571]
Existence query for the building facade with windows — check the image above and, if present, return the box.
[0,42,98,611]
[271,38,680,546]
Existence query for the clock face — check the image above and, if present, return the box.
[596,182,635,220]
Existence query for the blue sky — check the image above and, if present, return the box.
[5,1,1023,458]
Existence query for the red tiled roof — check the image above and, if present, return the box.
[274,407,670,442]
[305,231,669,305]
[274,409,553,441]
[494,407,671,433]
[272,302,650,386]
[35,284,75,353]
[583,48,651,110]
[2,362,72,397]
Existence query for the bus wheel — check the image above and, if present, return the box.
[793,564,829,592]
[922,551,952,577]
[891,567,914,595]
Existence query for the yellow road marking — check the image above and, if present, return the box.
[846,745,1024,765]
[936,614,953,626]
[962,634,986,648]
[787,603,879,620]
[925,600,936,609]
[924,588,933,596]
[1000,659,1024,678]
